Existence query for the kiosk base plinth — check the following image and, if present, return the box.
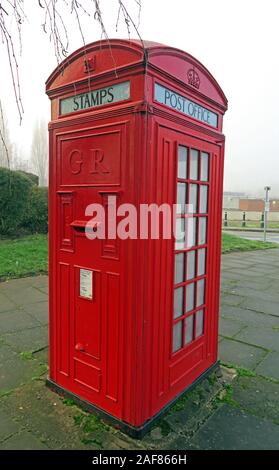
[46,361,219,439]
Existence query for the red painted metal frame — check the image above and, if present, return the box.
[46,39,227,431]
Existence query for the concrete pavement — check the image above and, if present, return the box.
[0,248,279,449]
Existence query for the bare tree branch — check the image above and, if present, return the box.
[0,1,25,125]
[0,100,10,167]
[0,0,142,166]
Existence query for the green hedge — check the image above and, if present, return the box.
[22,186,48,234]
[17,170,39,186]
[0,167,33,236]
[0,168,48,236]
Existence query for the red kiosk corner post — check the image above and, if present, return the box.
[46,39,228,438]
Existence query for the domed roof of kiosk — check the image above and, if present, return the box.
[46,39,227,110]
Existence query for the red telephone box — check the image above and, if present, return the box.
[46,39,227,437]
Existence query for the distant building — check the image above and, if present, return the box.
[270,200,279,211]
[237,198,279,212]
[223,191,246,210]
[223,191,279,212]
[239,199,264,211]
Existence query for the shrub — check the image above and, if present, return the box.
[17,170,39,186]
[0,167,33,236]
[22,186,48,234]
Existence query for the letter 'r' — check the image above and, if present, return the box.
[90,149,110,174]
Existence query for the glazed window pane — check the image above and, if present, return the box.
[190,149,199,180]
[197,248,206,276]
[186,217,196,248]
[175,253,185,285]
[198,217,207,245]
[185,315,194,344]
[178,146,188,179]
[175,218,185,250]
[186,282,195,312]
[174,287,184,319]
[189,183,198,213]
[197,279,205,307]
[173,321,183,352]
[199,185,208,214]
[177,183,187,214]
[200,152,209,181]
[196,310,204,338]
[186,250,196,280]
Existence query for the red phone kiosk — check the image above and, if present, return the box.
[46,39,227,437]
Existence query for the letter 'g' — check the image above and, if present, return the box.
[69,149,83,174]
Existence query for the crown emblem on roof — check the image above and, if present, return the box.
[84,56,96,74]
[187,68,200,89]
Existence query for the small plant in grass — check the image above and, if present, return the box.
[74,413,109,448]
[236,367,256,378]
[207,373,218,385]
[171,393,190,412]
[81,437,103,448]
[74,413,110,433]
[158,419,171,437]
[31,364,48,380]
[20,351,33,360]
[63,398,75,407]
[74,414,84,426]
[216,384,238,406]
[83,414,110,433]
[221,362,256,378]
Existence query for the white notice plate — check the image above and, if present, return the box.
[80,269,93,299]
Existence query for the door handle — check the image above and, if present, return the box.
[75,342,85,352]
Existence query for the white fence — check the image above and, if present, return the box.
[222,210,279,222]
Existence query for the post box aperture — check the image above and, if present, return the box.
[46,39,227,437]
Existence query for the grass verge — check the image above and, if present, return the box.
[0,234,48,281]
[222,232,277,254]
[0,232,276,281]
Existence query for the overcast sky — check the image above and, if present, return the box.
[1,0,279,197]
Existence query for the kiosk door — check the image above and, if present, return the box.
[154,124,222,400]
[171,132,221,386]
[52,121,128,418]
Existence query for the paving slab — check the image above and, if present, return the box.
[189,404,279,450]
[240,298,279,317]
[0,309,40,334]
[0,277,34,289]
[218,317,245,338]
[0,380,89,450]
[28,276,48,289]
[218,338,267,369]
[33,347,49,363]
[22,301,48,326]
[0,408,21,442]
[234,279,275,292]
[255,352,279,380]
[0,293,17,313]
[220,305,279,329]
[0,355,46,392]
[3,326,48,353]
[220,294,245,307]
[0,344,17,363]
[232,375,279,424]
[235,326,279,352]
[0,431,49,450]
[3,285,48,307]
[222,286,279,304]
